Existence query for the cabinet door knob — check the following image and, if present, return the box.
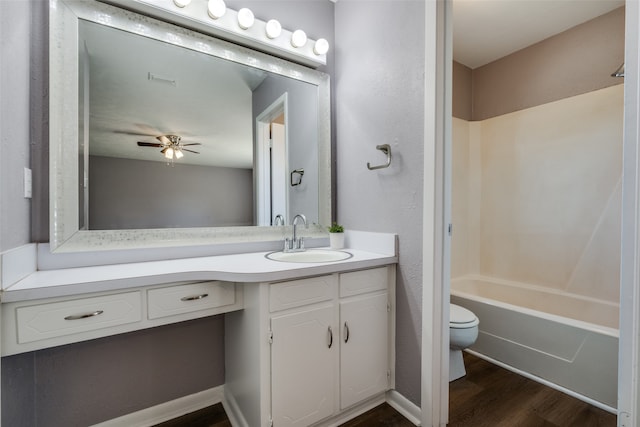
[344,322,350,343]
[328,326,333,348]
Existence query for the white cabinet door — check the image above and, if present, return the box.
[339,292,389,409]
[271,305,336,427]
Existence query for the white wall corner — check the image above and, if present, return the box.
[1,243,37,290]
[344,230,398,256]
[386,390,422,426]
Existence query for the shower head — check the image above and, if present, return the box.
[611,63,625,78]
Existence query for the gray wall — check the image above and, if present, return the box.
[1,0,336,425]
[335,0,425,406]
[2,316,225,427]
[0,0,32,252]
[252,75,319,224]
[89,156,253,229]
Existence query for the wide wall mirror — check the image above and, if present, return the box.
[50,0,331,252]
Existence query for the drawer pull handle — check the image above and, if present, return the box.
[181,293,209,302]
[344,322,350,343]
[328,326,333,349]
[64,310,104,320]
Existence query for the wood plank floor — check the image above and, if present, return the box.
[449,353,617,427]
[153,402,411,427]
[155,353,616,427]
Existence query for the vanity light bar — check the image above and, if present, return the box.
[109,0,328,67]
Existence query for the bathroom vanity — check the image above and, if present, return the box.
[1,238,397,427]
[225,265,395,427]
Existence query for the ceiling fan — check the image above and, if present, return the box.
[137,134,201,161]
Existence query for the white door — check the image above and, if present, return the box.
[271,122,287,222]
[339,292,389,409]
[271,305,336,427]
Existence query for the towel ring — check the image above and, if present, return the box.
[291,168,304,186]
[367,144,392,170]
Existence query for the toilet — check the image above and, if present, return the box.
[449,303,479,382]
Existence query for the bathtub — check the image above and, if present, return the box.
[451,275,619,412]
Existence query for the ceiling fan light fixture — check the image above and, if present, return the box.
[175,149,184,159]
[164,147,175,159]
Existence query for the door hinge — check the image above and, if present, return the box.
[448,223,453,236]
[268,330,273,344]
[387,302,391,313]
[269,416,274,427]
[387,370,391,385]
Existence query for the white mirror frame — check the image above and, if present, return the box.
[49,0,331,252]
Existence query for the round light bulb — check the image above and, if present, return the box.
[291,30,307,48]
[313,38,329,55]
[265,19,282,39]
[173,0,191,7]
[237,8,255,30]
[207,0,226,19]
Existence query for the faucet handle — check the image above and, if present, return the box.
[284,238,291,251]
[298,237,305,250]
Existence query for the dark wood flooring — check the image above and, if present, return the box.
[449,353,617,427]
[155,353,617,427]
[153,402,411,427]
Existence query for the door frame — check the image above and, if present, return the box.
[422,2,640,426]
[255,93,289,226]
[618,2,640,425]
[421,0,451,426]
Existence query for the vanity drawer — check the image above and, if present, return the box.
[270,275,336,312]
[339,267,389,298]
[147,281,236,320]
[15,292,142,344]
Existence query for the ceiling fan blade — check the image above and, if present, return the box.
[181,143,202,146]
[115,130,156,136]
[137,142,163,147]
[182,149,200,154]
[156,135,171,145]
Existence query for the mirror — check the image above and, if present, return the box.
[50,0,331,252]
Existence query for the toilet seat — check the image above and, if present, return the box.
[450,304,479,329]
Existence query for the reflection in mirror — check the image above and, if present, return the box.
[78,19,318,230]
[49,0,330,252]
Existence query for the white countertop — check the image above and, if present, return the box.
[2,247,397,303]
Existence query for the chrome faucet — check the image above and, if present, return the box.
[284,213,307,252]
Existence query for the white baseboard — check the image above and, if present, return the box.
[222,389,249,427]
[91,386,224,427]
[386,390,422,426]
[91,386,422,427]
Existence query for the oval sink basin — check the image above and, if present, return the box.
[266,249,353,263]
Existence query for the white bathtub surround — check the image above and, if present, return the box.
[451,275,618,410]
[452,85,623,303]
